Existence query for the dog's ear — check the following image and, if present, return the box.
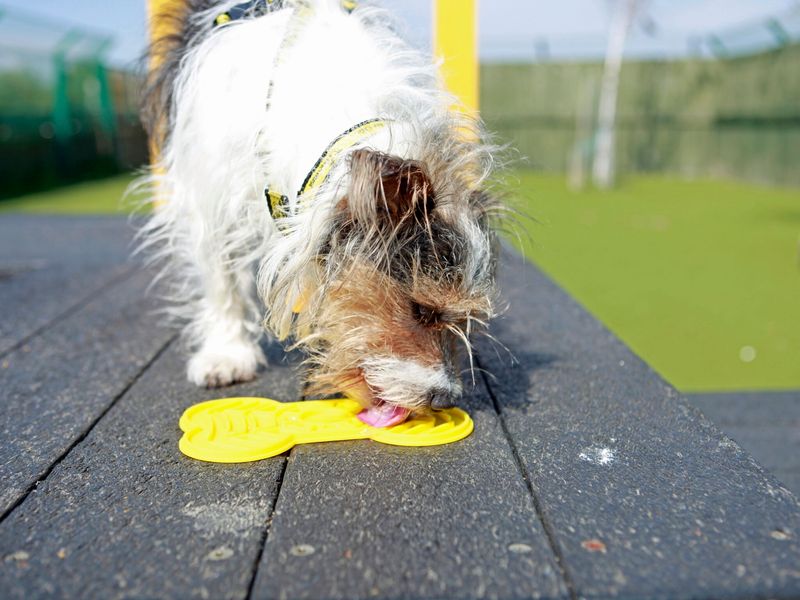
[344,149,435,229]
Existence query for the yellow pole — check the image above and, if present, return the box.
[147,0,184,162]
[433,0,479,113]
[147,0,185,71]
[146,0,186,209]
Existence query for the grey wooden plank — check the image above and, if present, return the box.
[686,393,800,496]
[0,340,302,600]
[720,426,800,473]
[0,263,134,355]
[776,472,800,498]
[0,269,174,517]
[0,215,136,266]
[477,249,800,599]
[0,215,141,356]
[251,379,569,600]
[688,391,800,427]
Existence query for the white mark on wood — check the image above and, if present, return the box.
[770,529,791,541]
[182,501,266,538]
[579,447,616,466]
[508,543,533,554]
[206,546,234,561]
[4,550,29,563]
[289,544,315,557]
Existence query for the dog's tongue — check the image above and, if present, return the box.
[357,403,410,428]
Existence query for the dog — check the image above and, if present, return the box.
[139,0,503,426]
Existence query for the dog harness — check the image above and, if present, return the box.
[264,118,389,223]
[213,0,357,27]
[214,0,385,230]
[213,0,281,26]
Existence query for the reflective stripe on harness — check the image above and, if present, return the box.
[265,118,389,227]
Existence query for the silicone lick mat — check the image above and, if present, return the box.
[178,397,474,463]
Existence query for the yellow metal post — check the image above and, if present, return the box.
[147,0,185,163]
[433,0,479,113]
[147,0,186,208]
[147,0,185,71]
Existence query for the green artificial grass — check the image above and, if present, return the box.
[510,172,800,392]
[0,175,138,214]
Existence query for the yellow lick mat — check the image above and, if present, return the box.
[178,397,474,463]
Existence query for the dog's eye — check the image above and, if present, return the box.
[412,302,441,327]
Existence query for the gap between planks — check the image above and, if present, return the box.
[0,264,139,361]
[0,336,176,523]
[244,385,313,599]
[476,353,580,600]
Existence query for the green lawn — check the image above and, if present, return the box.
[511,172,800,392]
[0,174,137,214]
[3,172,798,391]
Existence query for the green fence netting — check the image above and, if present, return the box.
[0,6,147,199]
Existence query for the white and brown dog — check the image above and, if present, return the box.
[139,0,503,426]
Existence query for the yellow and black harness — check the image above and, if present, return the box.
[264,118,388,223]
[214,0,357,27]
[214,0,380,230]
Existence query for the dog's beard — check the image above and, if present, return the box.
[334,357,463,426]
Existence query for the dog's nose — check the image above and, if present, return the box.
[428,388,456,410]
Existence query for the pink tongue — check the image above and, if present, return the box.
[357,403,411,428]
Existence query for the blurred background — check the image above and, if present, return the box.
[0,2,146,199]
[0,1,797,397]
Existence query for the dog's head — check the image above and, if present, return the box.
[293,140,502,425]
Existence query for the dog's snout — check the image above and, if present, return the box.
[428,388,457,410]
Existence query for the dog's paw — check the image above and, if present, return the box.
[187,342,265,388]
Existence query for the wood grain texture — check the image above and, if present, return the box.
[0,215,139,355]
[0,341,302,600]
[0,270,175,518]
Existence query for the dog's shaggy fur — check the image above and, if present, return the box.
[138,0,504,420]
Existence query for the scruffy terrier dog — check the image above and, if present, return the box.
[140,0,503,426]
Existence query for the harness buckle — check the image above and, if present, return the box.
[265,188,290,221]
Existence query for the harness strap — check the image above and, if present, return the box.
[214,0,281,26]
[298,118,388,198]
[265,118,389,225]
[213,0,372,229]
[214,0,356,27]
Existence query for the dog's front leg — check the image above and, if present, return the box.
[186,258,265,388]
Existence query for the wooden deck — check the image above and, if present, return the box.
[688,390,800,497]
[1,215,799,599]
